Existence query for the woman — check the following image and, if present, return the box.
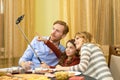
[55,31,113,80]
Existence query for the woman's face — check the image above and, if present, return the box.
[74,35,85,50]
[65,42,77,57]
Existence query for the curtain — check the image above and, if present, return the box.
[59,0,120,45]
[1,0,35,68]
[58,0,120,63]
[1,0,120,68]
[113,0,120,45]
[0,0,4,58]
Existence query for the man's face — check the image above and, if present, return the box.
[50,24,65,42]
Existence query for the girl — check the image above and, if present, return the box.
[58,39,80,66]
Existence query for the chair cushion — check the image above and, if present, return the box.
[110,55,120,80]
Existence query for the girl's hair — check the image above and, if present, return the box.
[66,39,76,48]
[59,39,79,66]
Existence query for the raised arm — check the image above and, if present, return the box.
[37,35,62,59]
[45,40,62,59]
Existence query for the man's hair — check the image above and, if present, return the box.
[53,20,69,34]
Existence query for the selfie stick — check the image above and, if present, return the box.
[16,15,42,63]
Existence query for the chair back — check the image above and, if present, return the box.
[109,45,120,80]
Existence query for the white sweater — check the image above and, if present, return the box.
[70,43,113,80]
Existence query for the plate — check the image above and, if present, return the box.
[68,71,81,76]
[34,68,56,74]
[25,70,33,74]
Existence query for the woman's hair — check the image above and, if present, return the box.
[75,31,94,43]
[75,31,101,48]
[59,39,79,66]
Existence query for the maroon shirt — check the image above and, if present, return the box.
[62,56,80,66]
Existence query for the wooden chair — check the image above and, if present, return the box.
[100,45,110,64]
[109,45,120,80]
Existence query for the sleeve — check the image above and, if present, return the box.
[45,40,62,59]
[18,37,36,64]
[70,45,91,72]
[70,57,80,66]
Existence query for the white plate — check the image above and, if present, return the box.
[68,71,81,76]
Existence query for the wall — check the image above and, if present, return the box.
[35,0,59,36]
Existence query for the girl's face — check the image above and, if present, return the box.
[65,42,77,57]
[74,35,85,50]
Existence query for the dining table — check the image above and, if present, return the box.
[50,74,96,80]
[0,66,97,80]
[79,74,97,80]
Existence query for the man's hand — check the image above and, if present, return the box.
[20,61,33,70]
[40,62,50,69]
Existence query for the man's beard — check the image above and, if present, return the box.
[50,36,59,42]
[50,34,61,42]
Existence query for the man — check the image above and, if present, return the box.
[19,20,69,70]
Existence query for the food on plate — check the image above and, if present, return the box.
[0,74,50,80]
[55,71,69,80]
[0,72,6,76]
[45,73,55,78]
[14,74,50,80]
[0,75,26,80]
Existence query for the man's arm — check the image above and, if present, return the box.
[45,40,62,59]
[37,36,62,59]
[18,37,37,70]
[19,61,33,70]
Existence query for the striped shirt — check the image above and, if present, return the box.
[70,43,113,80]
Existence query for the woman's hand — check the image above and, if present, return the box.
[55,65,70,71]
